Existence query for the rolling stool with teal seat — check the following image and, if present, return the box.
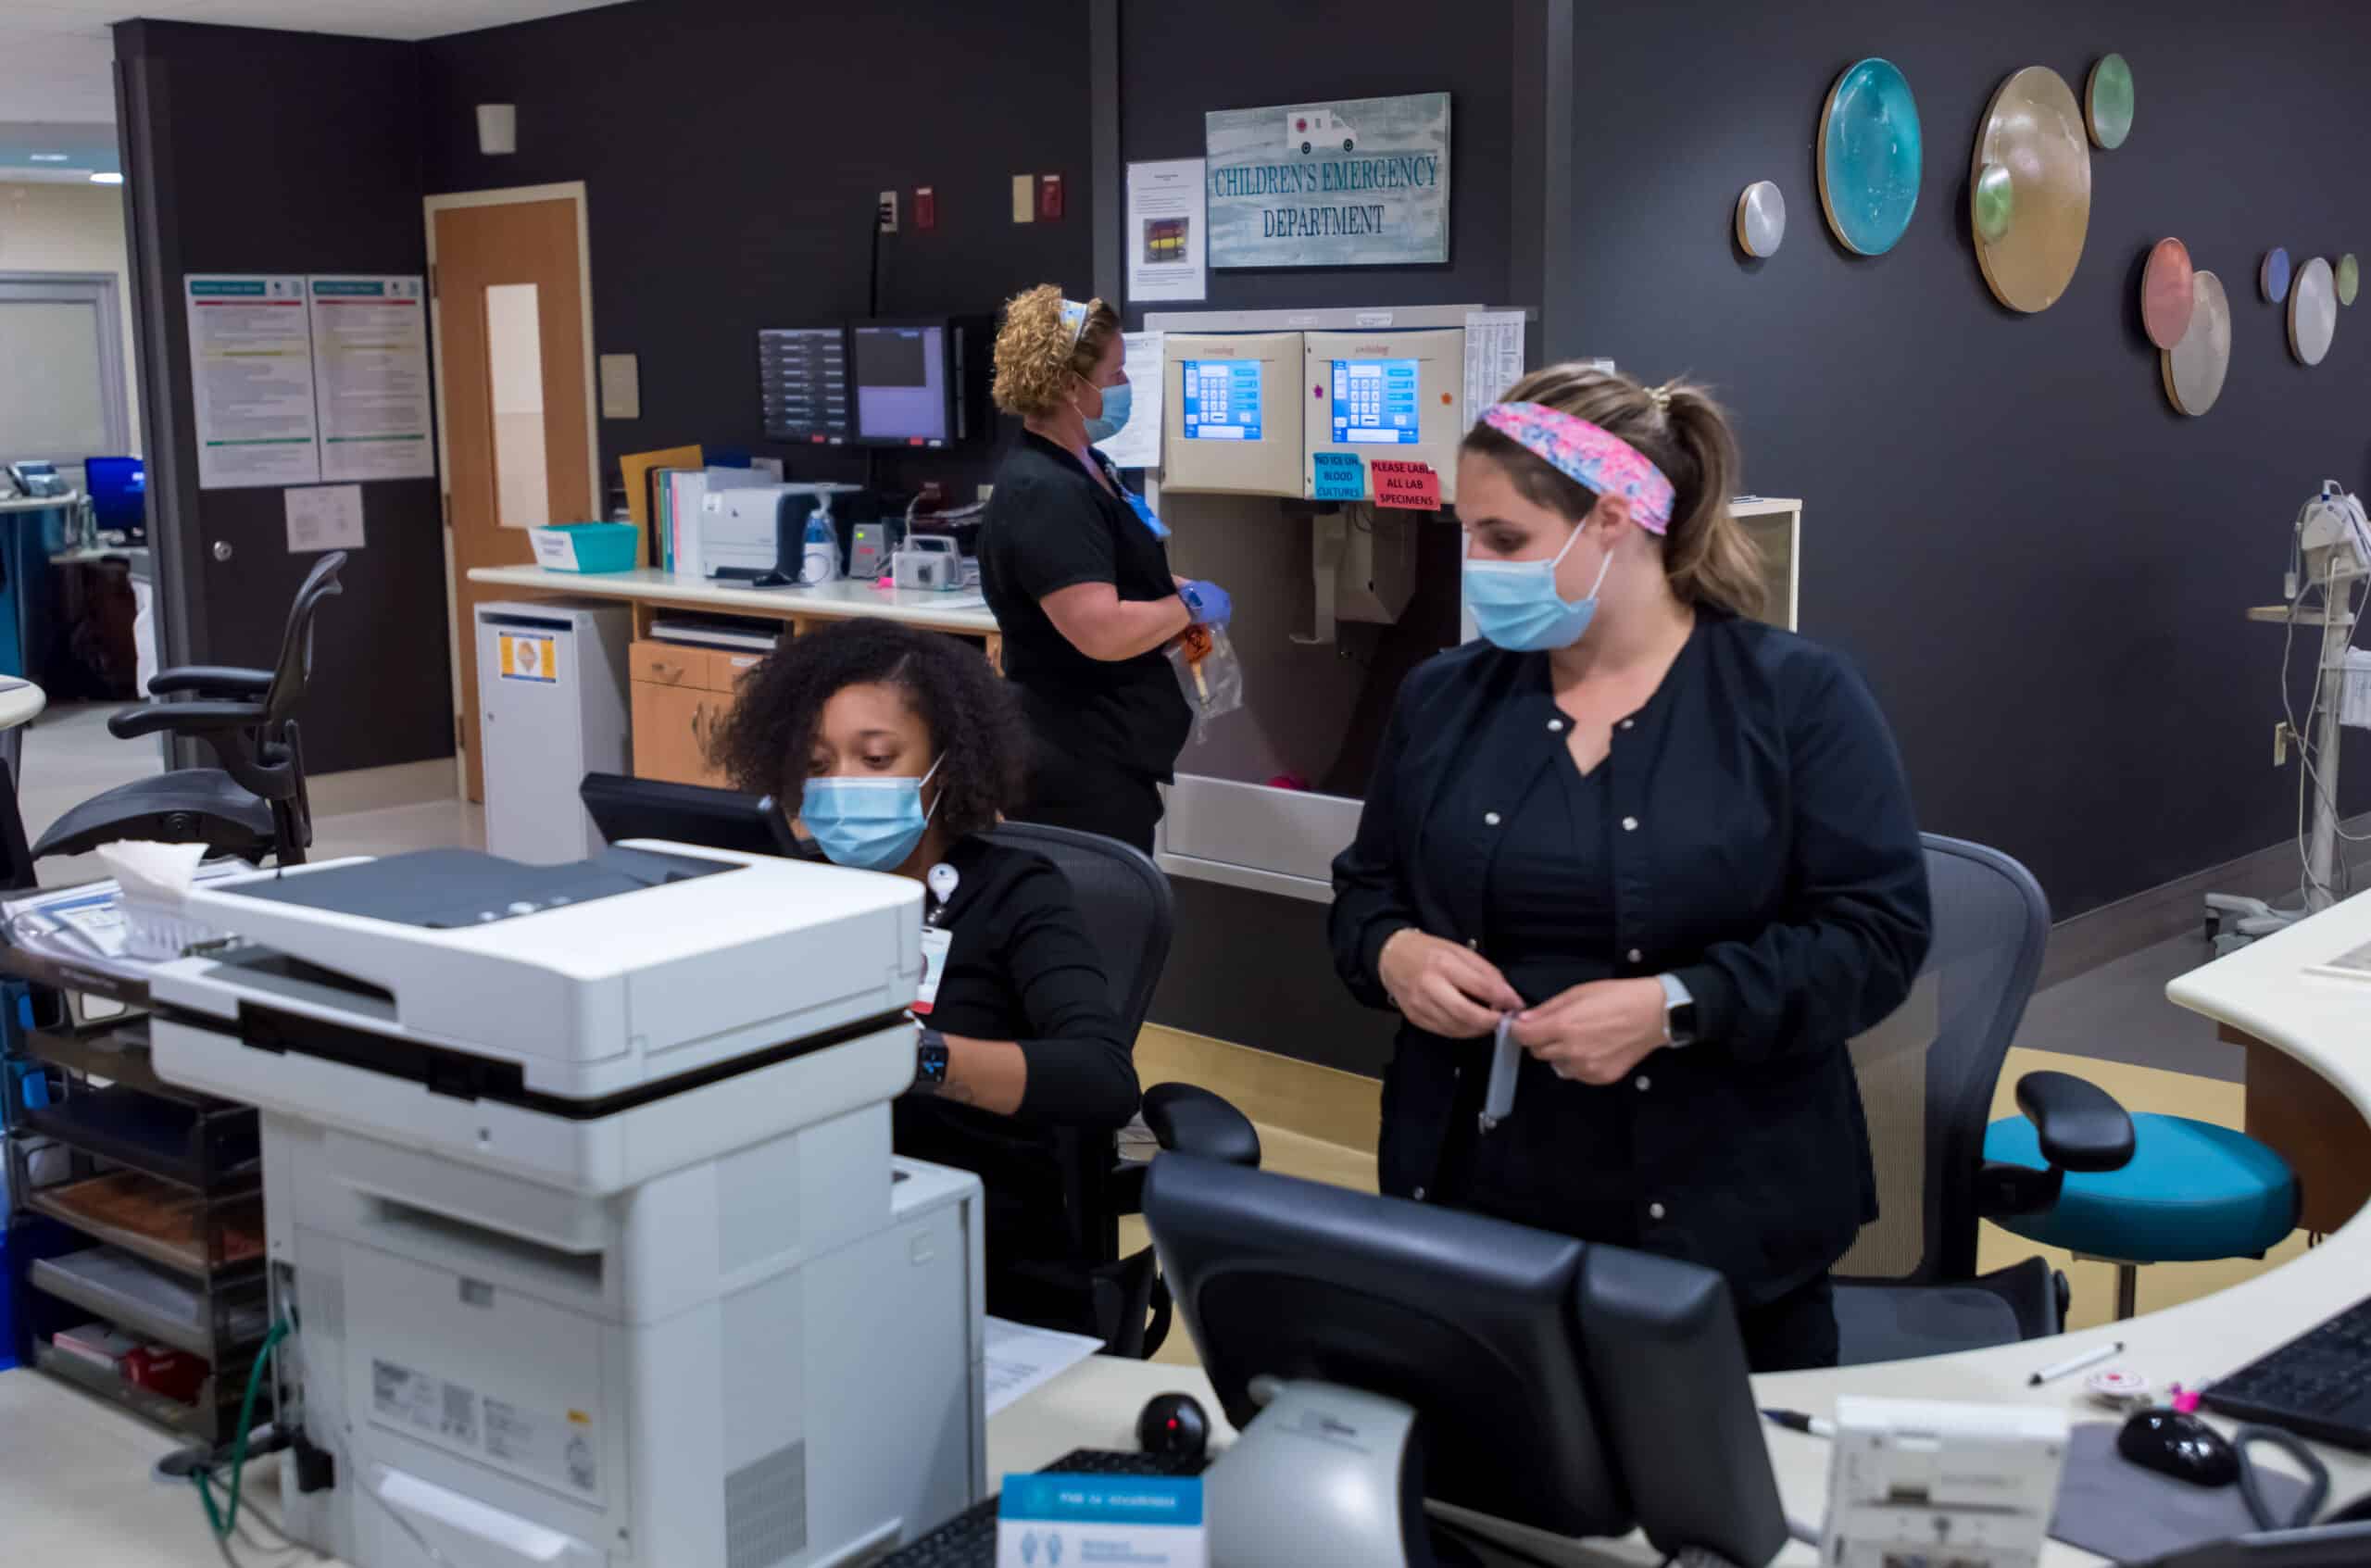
[1984,1087,2300,1321]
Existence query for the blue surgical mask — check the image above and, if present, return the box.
[1462,526,1613,652]
[1079,375,1133,444]
[802,757,941,872]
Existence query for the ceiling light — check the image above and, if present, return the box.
[89,171,123,184]
[30,153,69,163]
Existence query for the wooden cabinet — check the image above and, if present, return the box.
[629,639,760,787]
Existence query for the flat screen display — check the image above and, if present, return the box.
[1181,359,1263,441]
[1331,358,1421,445]
[852,323,949,447]
[759,328,850,445]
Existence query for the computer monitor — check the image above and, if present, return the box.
[82,456,144,540]
[578,772,809,859]
[1141,1157,1788,1568]
[759,327,853,445]
[851,320,954,448]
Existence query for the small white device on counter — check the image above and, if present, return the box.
[893,533,963,591]
[147,845,985,1568]
[1821,1396,2070,1568]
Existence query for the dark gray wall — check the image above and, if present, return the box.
[1553,1,2371,919]
[416,0,1097,499]
[115,21,450,774]
[1118,0,1528,1056]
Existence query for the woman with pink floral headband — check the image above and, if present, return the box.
[1330,362,1931,1372]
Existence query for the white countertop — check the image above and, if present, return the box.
[0,490,81,514]
[466,563,1001,633]
[10,892,2367,1565]
[0,678,44,732]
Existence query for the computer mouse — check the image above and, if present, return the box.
[1136,1392,1211,1461]
[2118,1409,2240,1487]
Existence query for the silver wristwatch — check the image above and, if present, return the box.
[1656,972,1697,1047]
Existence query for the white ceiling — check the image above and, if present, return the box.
[0,0,623,126]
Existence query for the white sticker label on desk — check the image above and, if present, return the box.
[998,1474,1205,1568]
[913,924,951,1014]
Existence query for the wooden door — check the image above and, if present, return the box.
[429,193,593,800]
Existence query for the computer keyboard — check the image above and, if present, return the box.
[2203,1292,2371,1449]
[877,1449,1211,1568]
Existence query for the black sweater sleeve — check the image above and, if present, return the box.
[1330,682,1422,1010]
[986,859,1142,1129]
[1672,648,1933,1062]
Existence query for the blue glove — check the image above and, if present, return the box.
[1180,580,1232,627]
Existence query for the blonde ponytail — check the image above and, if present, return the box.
[1463,364,1767,620]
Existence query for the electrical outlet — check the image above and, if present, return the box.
[1011,174,1035,223]
[2277,721,2292,767]
[877,190,898,234]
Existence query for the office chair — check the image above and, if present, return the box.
[984,822,1261,1359]
[31,552,345,868]
[1830,834,2142,1364]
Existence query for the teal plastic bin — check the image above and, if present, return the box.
[529,521,640,574]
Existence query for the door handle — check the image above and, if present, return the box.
[212,541,233,562]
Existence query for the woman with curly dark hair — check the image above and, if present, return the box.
[710,616,1140,1335]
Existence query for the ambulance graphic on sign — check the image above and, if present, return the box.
[1284,107,1357,156]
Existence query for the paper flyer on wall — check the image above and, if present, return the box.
[307,276,436,483]
[1462,309,1527,418]
[185,275,320,489]
[1100,332,1166,471]
[1126,159,1207,303]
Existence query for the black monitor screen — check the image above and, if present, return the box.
[852,324,949,446]
[759,328,850,445]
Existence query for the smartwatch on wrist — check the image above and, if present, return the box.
[912,1027,950,1093]
[1656,973,1697,1047]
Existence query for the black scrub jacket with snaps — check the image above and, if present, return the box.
[1330,611,1933,1309]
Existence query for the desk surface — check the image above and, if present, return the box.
[0,678,45,731]
[9,896,2368,1566]
[0,491,80,514]
[468,563,1001,633]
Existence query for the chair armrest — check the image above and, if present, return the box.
[2015,1070,2136,1173]
[148,664,273,699]
[107,699,267,741]
[1142,1083,1261,1169]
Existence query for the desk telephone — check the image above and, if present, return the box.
[5,461,69,498]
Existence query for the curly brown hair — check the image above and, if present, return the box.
[991,283,1118,417]
[708,620,1029,839]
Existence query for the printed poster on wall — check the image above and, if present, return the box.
[1204,92,1450,270]
[184,275,320,489]
[307,276,436,483]
[1124,158,1207,303]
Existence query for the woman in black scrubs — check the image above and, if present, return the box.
[1330,364,1932,1372]
[713,618,1140,1338]
[977,286,1232,854]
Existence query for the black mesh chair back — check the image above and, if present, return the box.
[1838,834,2051,1287]
[984,821,1173,1037]
[263,550,347,728]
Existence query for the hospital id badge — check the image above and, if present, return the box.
[914,925,952,1015]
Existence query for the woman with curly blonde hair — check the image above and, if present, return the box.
[976,284,1232,853]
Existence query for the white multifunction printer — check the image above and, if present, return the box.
[147,843,985,1568]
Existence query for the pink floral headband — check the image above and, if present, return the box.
[1478,401,1675,534]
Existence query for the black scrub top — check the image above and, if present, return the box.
[1431,739,1637,1246]
[891,834,1140,1323]
[978,431,1191,782]
[1330,612,1933,1308]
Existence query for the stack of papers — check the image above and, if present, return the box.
[2,862,249,973]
